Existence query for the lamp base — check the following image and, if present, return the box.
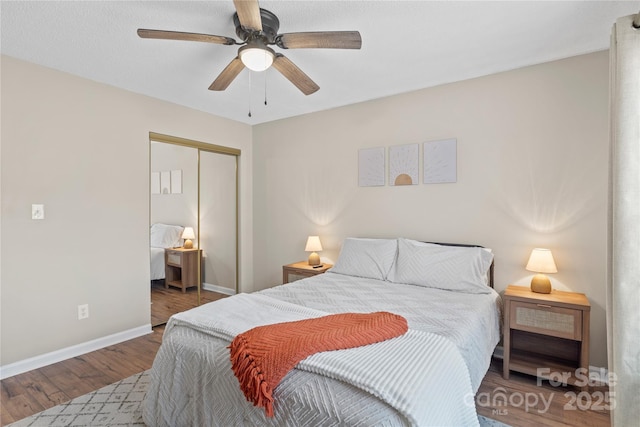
[531,273,552,294]
[308,252,321,266]
[183,239,193,249]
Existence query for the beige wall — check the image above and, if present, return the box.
[150,142,198,229]
[253,52,610,367]
[0,56,253,365]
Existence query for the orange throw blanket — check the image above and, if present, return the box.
[229,311,408,417]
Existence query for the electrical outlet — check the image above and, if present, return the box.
[78,304,89,320]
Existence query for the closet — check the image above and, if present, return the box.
[149,132,239,326]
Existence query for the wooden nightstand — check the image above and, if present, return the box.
[283,261,333,284]
[503,285,590,389]
[164,248,201,293]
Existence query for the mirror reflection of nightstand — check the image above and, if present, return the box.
[282,261,332,284]
[164,248,202,293]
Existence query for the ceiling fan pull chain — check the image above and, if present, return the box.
[264,72,268,106]
[248,71,253,118]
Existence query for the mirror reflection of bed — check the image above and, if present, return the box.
[150,136,239,327]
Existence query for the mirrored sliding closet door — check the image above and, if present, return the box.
[149,133,239,327]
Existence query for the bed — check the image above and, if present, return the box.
[149,223,184,281]
[143,237,502,426]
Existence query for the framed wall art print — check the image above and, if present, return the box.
[423,138,457,184]
[358,147,385,187]
[389,143,419,186]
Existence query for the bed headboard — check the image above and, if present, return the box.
[424,241,495,288]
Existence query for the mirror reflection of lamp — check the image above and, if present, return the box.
[182,227,196,249]
[525,248,558,294]
[305,236,323,266]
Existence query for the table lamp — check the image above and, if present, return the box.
[182,227,195,249]
[525,248,557,294]
[305,236,323,266]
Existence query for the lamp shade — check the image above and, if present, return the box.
[305,236,323,252]
[526,248,557,273]
[305,236,322,266]
[181,227,196,240]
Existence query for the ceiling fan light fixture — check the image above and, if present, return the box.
[239,44,275,72]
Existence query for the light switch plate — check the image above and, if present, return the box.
[32,204,44,220]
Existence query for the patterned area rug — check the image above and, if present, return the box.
[9,370,510,426]
[8,373,148,426]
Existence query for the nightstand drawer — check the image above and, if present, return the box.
[166,251,182,266]
[510,301,582,340]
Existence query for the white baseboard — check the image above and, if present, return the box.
[202,282,236,296]
[492,346,610,385]
[0,324,152,380]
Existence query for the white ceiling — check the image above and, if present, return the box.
[1,1,638,125]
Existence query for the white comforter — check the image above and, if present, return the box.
[150,247,165,280]
[144,272,501,426]
[262,272,502,391]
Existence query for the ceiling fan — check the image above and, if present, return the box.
[138,0,362,95]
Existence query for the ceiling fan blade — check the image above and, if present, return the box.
[272,54,319,95]
[277,31,362,49]
[137,29,236,45]
[209,57,245,91]
[233,0,262,31]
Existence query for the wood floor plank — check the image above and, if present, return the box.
[78,346,150,383]
[40,349,117,394]
[38,363,102,400]
[11,370,70,411]
[111,335,163,369]
[1,393,46,425]
[1,376,19,401]
[0,399,18,425]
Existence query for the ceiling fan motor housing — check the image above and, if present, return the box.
[233,8,280,43]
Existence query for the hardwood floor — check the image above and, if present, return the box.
[2,324,611,427]
[1,326,164,426]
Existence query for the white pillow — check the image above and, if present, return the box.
[397,238,493,284]
[388,238,493,293]
[150,223,184,248]
[331,238,398,280]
